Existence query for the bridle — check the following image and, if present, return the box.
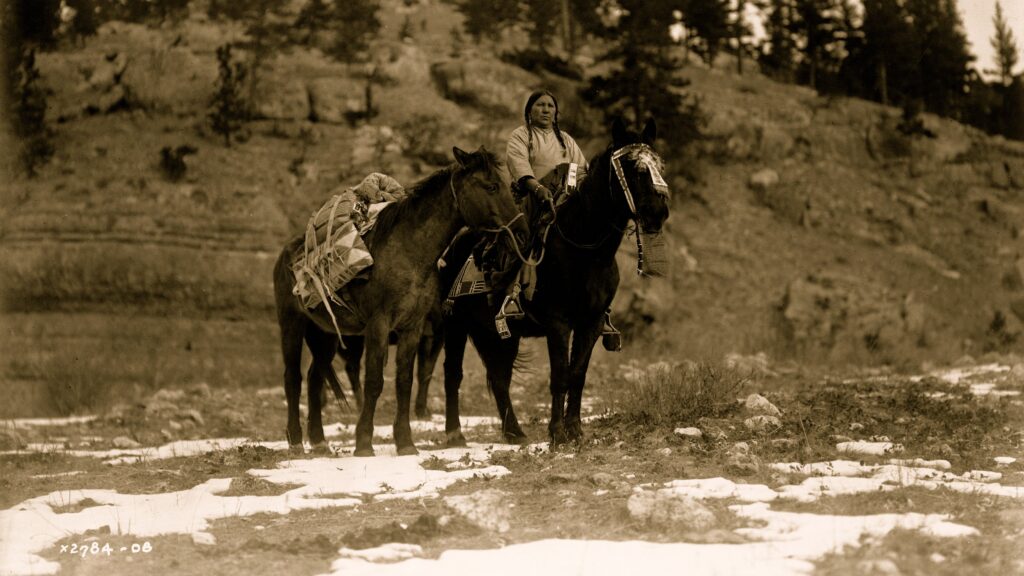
[609,143,670,221]
[450,169,527,247]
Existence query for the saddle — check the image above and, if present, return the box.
[443,163,586,338]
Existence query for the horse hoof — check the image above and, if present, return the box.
[310,442,333,456]
[414,409,432,421]
[397,445,419,456]
[353,447,375,457]
[504,432,529,446]
[446,430,467,447]
[288,443,305,455]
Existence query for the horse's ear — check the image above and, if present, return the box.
[641,118,657,144]
[453,147,470,167]
[611,117,628,145]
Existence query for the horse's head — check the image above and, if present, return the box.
[451,146,528,240]
[607,118,670,234]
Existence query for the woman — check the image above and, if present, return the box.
[503,90,620,350]
[506,89,587,203]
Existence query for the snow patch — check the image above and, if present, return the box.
[836,441,903,456]
[319,506,975,576]
[0,444,514,576]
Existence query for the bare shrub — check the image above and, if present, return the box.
[616,362,746,428]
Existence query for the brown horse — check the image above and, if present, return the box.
[273,147,526,456]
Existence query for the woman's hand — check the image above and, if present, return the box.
[534,184,553,202]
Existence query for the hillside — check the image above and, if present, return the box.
[2,0,1024,416]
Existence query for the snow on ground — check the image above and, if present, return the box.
[835,441,904,456]
[321,505,974,576]
[0,443,516,576]
[0,416,505,465]
[769,460,1024,501]
[3,416,99,429]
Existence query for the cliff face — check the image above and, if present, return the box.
[3,2,1023,416]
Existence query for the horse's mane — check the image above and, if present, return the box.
[371,149,501,237]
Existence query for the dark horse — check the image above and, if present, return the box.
[273,147,526,456]
[335,305,444,420]
[441,119,670,446]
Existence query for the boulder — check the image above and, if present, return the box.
[744,415,782,433]
[308,77,364,124]
[121,47,218,113]
[743,393,781,417]
[443,489,511,533]
[748,169,779,192]
[779,272,929,358]
[430,58,537,115]
[627,490,717,530]
[250,76,310,120]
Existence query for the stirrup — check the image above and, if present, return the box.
[499,293,524,320]
[494,287,523,340]
[601,311,622,352]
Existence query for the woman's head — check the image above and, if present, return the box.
[525,90,558,130]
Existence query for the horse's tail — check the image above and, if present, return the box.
[512,342,535,376]
[318,359,351,410]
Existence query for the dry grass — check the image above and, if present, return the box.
[613,361,747,429]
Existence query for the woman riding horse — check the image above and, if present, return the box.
[441,118,671,446]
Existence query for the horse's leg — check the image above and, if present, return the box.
[564,316,604,443]
[278,307,307,453]
[474,332,527,444]
[304,325,339,454]
[354,318,388,457]
[392,327,421,455]
[414,330,443,420]
[546,322,573,446]
[339,335,364,410]
[442,320,469,447]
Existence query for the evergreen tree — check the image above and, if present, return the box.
[295,0,332,46]
[208,44,248,147]
[790,0,846,90]
[523,0,561,48]
[1005,75,1024,140]
[329,0,381,64]
[66,0,99,40]
[760,0,798,81]
[582,0,705,148]
[686,0,732,66]
[857,0,915,105]
[456,0,519,45]
[905,0,973,116]
[991,0,1019,87]
[11,49,54,176]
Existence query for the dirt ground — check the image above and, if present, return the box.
[2,350,1023,576]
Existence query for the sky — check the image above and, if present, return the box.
[961,0,1024,77]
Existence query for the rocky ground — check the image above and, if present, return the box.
[2,352,1023,576]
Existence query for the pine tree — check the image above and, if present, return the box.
[583,0,705,148]
[208,44,248,147]
[760,0,798,81]
[66,0,99,40]
[991,0,1019,87]
[781,0,847,90]
[858,0,915,105]
[11,48,54,176]
[295,0,332,46]
[456,0,519,45]
[329,0,381,64]
[686,0,731,66]
[905,0,973,116]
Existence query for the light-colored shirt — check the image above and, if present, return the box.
[506,125,587,185]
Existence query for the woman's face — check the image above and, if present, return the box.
[529,95,556,129]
